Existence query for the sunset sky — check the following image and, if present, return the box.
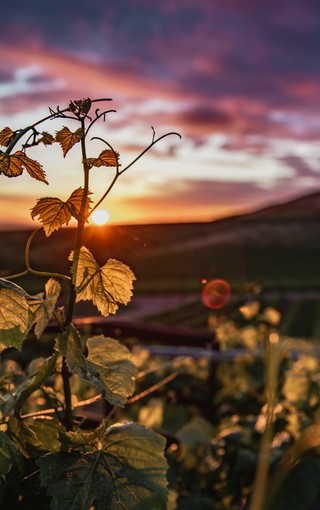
[0,0,320,228]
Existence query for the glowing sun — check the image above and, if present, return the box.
[91,209,110,225]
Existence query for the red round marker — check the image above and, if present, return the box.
[201,279,231,309]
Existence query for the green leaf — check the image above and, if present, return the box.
[272,456,320,510]
[0,278,30,351]
[26,420,61,453]
[0,431,24,497]
[58,325,137,407]
[30,279,61,338]
[69,246,135,316]
[15,352,59,417]
[0,431,24,478]
[59,421,108,453]
[8,417,42,457]
[38,422,168,510]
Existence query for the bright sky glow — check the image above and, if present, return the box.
[91,209,110,225]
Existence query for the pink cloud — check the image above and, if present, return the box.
[0,44,185,112]
[117,177,320,224]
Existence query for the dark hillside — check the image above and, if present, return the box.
[1,190,320,292]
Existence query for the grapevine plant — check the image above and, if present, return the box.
[0,97,181,509]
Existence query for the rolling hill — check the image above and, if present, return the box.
[1,190,320,293]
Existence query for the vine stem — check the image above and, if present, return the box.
[248,333,282,510]
[4,228,70,282]
[18,370,180,421]
[61,359,73,431]
[127,372,178,404]
[62,118,91,431]
[5,98,112,155]
[89,130,181,216]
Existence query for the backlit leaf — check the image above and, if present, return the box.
[65,187,92,220]
[0,152,22,177]
[40,131,55,145]
[31,279,61,338]
[58,325,137,407]
[85,149,119,169]
[69,246,135,316]
[31,197,72,236]
[37,422,168,510]
[31,189,92,235]
[0,127,15,147]
[0,151,48,183]
[55,127,84,157]
[0,279,30,351]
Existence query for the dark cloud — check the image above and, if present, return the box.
[179,106,232,127]
[2,0,320,95]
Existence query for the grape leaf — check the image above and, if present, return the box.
[1,353,59,418]
[40,131,55,145]
[65,187,92,220]
[31,188,92,236]
[0,279,31,351]
[31,197,72,236]
[8,417,43,458]
[15,352,59,416]
[85,149,119,169]
[55,127,84,157]
[27,420,61,453]
[272,456,320,510]
[69,246,135,316]
[0,431,24,502]
[69,98,92,117]
[0,152,22,177]
[30,279,61,338]
[0,151,48,183]
[0,127,15,147]
[37,422,168,510]
[58,325,137,407]
[0,279,56,351]
[59,421,108,453]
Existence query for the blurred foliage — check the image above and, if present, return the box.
[119,298,320,509]
[2,294,320,508]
